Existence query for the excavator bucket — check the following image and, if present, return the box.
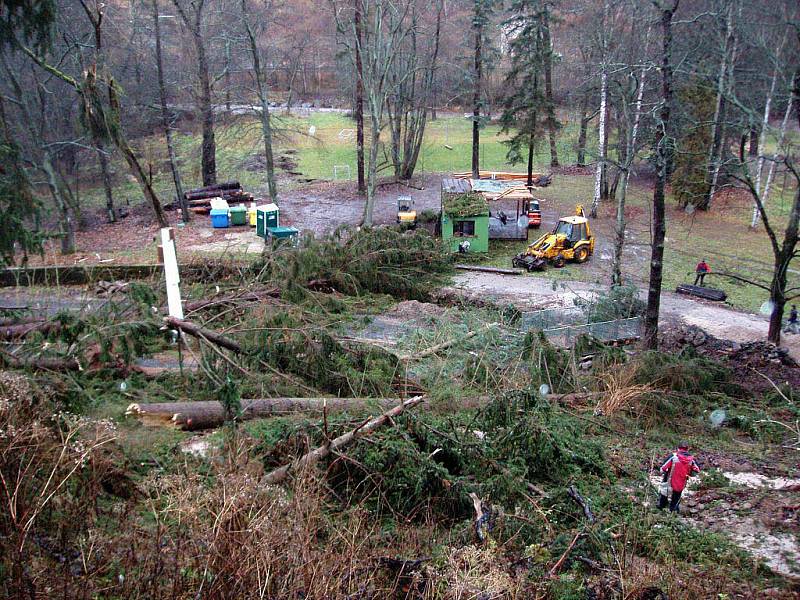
[512,253,547,271]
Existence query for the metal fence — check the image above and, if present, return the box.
[520,307,588,331]
[542,317,642,345]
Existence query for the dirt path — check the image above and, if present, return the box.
[446,271,800,357]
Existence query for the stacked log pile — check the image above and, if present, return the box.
[182,181,255,214]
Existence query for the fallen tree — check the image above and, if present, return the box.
[127,397,411,431]
[0,320,61,340]
[263,395,426,485]
[127,390,596,431]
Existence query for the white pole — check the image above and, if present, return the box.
[160,227,184,319]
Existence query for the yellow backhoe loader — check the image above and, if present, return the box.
[512,205,594,271]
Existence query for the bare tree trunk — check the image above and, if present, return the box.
[197,34,216,186]
[153,0,188,222]
[173,0,217,186]
[751,47,784,227]
[527,128,535,187]
[42,158,76,254]
[760,86,794,217]
[542,8,559,167]
[471,2,483,179]
[590,68,607,218]
[703,2,737,210]
[96,141,116,222]
[612,65,648,287]
[354,0,366,193]
[576,98,589,166]
[224,39,232,112]
[644,0,678,350]
[364,116,379,226]
[241,0,278,202]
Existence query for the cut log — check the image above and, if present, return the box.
[263,396,425,484]
[0,320,61,340]
[126,397,408,431]
[455,265,523,275]
[164,316,244,354]
[1,352,81,371]
[675,284,727,302]
[127,392,579,431]
[184,181,241,197]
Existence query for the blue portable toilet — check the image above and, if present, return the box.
[210,208,230,228]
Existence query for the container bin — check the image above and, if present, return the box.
[210,208,230,229]
[266,226,299,240]
[229,205,248,226]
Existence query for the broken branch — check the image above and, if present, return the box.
[262,396,425,484]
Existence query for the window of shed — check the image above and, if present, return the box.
[454,220,476,237]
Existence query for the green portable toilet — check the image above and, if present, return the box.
[256,203,280,239]
[229,204,248,226]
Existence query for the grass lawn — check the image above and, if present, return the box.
[70,110,798,314]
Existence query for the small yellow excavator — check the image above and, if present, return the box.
[512,204,594,271]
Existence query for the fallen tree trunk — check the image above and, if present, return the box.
[263,396,425,484]
[129,395,491,430]
[164,316,243,354]
[1,352,81,371]
[0,319,61,340]
[127,397,409,430]
[455,265,523,275]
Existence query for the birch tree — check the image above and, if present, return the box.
[701,0,739,210]
[589,0,609,219]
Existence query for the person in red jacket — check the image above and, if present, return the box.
[694,260,711,286]
[658,442,701,513]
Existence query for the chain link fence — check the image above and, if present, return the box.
[520,307,642,345]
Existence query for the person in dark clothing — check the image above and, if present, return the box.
[658,442,700,513]
[694,260,710,286]
[785,305,799,334]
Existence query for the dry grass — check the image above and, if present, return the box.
[594,363,656,417]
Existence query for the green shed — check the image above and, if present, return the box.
[441,188,490,253]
